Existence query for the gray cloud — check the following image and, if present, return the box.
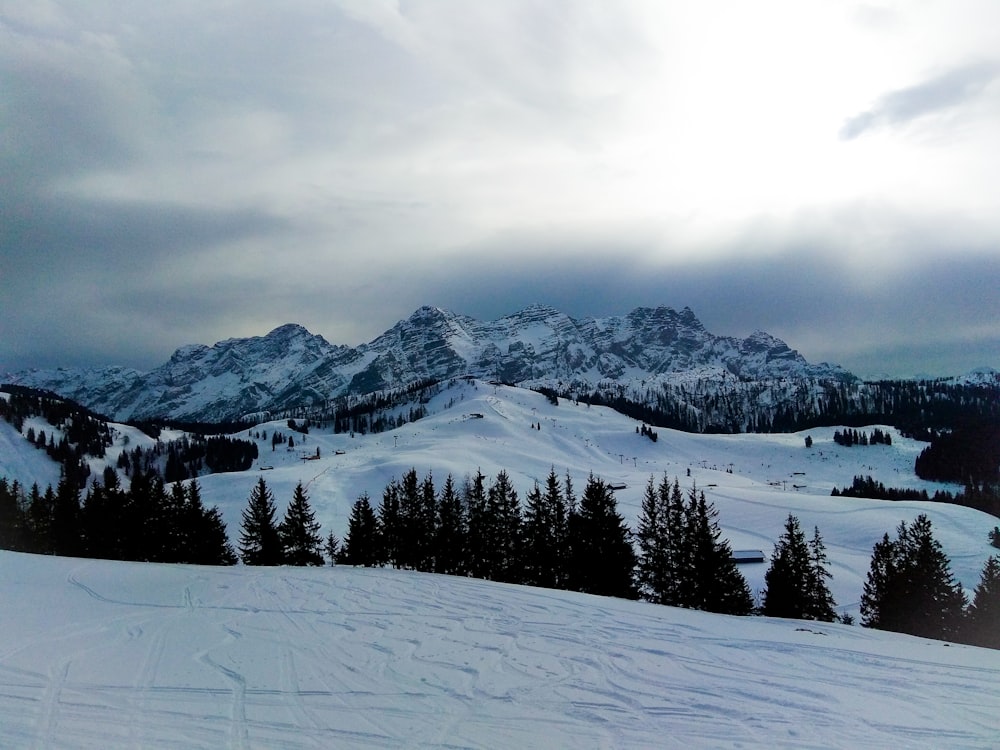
[2,193,286,271]
[0,191,289,371]
[840,61,1000,139]
[2,2,998,382]
[3,200,998,379]
[364,233,1000,379]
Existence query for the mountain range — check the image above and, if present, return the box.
[6,304,854,423]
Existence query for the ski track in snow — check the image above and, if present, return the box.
[2,554,1000,749]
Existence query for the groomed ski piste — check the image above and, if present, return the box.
[2,379,1000,748]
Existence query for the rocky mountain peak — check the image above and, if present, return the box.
[7,304,856,423]
[742,330,787,352]
[407,306,453,324]
[265,323,315,340]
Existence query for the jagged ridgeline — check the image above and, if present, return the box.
[6,305,1000,430]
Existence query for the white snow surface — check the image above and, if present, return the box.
[3,380,1000,747]
[0,418,61,492]
[2,551,1000,749]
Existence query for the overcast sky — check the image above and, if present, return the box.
[2,1,999,379]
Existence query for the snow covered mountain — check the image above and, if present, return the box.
[7,305,853,423]
[950,367,1000,386]
[7,324,358,423]
[350,304,848,388]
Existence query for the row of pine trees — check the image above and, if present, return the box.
[0,470,235,565]
[239,468,1000,649]
[3,465,998,650]
[245,468,796,618]
[231,469,758,613]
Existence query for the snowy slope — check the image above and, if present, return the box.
[182,381,991,616]
[0,418,61,492]
[1,380,995,616]
[0,406,165,494]
[1,551,999,749]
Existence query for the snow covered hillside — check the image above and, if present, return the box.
[1,380,997,615]
[3,380,1000,747]
[181,380,993,616]
[2,551,999,749]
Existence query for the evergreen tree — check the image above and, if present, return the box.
[664,476,688,606]
[860,533,899,630]
[168,480,238,566]
[395,468,426,570]
[522,481,547,586]
[636,475,671,603]
[806,525,837,622]
[157,480,189,562]
[465,470,491,579]
[567,475,636,598]
[418,472,438,571]
[522,472,571,589]
[80,478,115,559]
[51,470,81,557]
[239,478,283,565]
[381,468,440,572]
[434,473,467,576]
[673,483,702,609]
[120,469,154,561]
[339,493,380,567]
[564,472,577,518]
[377,480,402,568]
[145,475,171,561]
[687,488,753,615]
[564,471,582,587]
[485,470,523,583]
[964,556,1000,648]
[26,483,53,554]
[546,468,572,589]
[164,448,188,484]
[860,514,966,640]
[186,480,237,565]
[0,478,26,551]
[905,515,968,640]
[762,516,836,621]
[516,472,569,588]
[279,482,325,566]
[762,515,814,619]
[325,530,340,566]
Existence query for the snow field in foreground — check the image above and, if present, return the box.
[2,551,1000,749]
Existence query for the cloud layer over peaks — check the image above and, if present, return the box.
[2,1,999,379]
